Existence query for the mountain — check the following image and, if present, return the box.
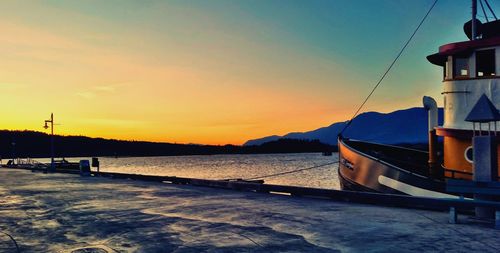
[244,107,444,146]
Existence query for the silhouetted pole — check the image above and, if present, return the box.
[472,0,477,40]
[44,113,55,172]
[11,140,15,161]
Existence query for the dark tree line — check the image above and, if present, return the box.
[0,130,337,158]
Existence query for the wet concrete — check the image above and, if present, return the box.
[0,169,499,252]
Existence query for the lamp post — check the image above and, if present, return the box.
[11,141,16,163]
[44,113,55,172]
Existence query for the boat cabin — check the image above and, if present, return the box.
[427,20,500,180]
[337,1,500,199]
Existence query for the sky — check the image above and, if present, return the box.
[0,0,489,145]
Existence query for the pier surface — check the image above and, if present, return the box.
[1,169,500,252]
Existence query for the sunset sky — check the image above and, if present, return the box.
[0,0,481,145]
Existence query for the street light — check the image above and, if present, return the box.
[44,113,55,172]
[11,141,16,163]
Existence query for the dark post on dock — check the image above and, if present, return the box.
[92,157,100,174]
[473,136,498,217]
[465,94,500,218]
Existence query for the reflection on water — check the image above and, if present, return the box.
[38,153,340,189]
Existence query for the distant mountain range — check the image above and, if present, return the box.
[244,107,444,146]
[0,107,443,158]
[0,130,335,159]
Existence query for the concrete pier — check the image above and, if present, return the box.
[1,169,500,252]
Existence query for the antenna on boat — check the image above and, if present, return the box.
[472,0,478,40]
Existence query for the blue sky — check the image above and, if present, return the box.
[0,0,491,144]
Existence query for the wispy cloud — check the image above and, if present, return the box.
[93,85,116,92]
[76,91,96,99]
[76,84,122,99]
[80,117,147,126]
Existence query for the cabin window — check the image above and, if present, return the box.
[453,56,469,78]
[476,49,496,77]
[464,146,473,163]
[444,59,451,80]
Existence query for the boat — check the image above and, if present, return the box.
[3,158,80,172]
[338,0,500,197]
[52,158,81,171]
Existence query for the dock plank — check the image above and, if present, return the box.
[1,169,500,252]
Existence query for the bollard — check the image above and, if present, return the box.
[91,157,100,174]
[496,211,500,229]
[79,160,91,177]
[449,207,457,224]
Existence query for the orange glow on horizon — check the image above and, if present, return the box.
[0,1,445,145]
[0,19,363,145]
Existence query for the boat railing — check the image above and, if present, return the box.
[13,158,47,168]
[353,144,431,175]
[378,155,430,174]
[444,167,500,181]
[341,138,434,180]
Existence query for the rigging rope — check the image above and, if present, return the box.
[224,1,439,182]
[480,0,490,22]
[484,0,498,20]
[339,0,439,136]
[241,161,339,181]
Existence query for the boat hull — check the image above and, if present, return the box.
[338,138,454,198]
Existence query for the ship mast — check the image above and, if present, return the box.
[472,0,477,40]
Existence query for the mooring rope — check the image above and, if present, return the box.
[339,0,439,136]
[227,1,438,183]
[230,231,263,248]
[240,161,339,181]
[0,231,20,253]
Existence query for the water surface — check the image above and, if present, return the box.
[40,153,340,189]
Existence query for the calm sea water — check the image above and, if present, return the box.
[38,153,340,189]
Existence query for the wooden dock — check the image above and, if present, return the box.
[5,165,500,227]
[1,168,500,252]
